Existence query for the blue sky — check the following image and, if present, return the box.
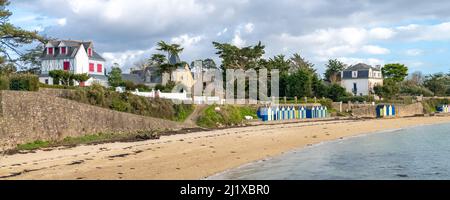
[9,0,450,75]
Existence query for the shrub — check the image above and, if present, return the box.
[61,83,191,121]
[197,105,257,128]
[0,76,9,90]
[338,96,370,103]
[9,74,39,91]
[318,98,333,109]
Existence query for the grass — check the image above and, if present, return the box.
[14,131,159,152]
[422,98,450,114]
[196,105,257,128]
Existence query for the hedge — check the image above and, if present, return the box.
[0,76,9,90]
[9,74,39,91]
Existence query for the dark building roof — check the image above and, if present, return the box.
[342,63,382,79]
[41,40,106,61]
[89,74,108,81]
[343,63,381,71]
[127,65,162,84]
[121,74,145,84]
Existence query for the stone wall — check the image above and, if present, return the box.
[0,90,191,148]
[348,102,424,118]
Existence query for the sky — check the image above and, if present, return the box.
[8,0,450,74]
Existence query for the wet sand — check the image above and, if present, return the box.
[1,116,450,180]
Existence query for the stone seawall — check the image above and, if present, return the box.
[0,90,191,148]
[349,102,424,118]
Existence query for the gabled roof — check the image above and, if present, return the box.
[41,40,105,61]
[344,63,381,71]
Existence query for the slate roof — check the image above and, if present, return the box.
[121,74,145,84]
[41,40,105,61]
[343,63,381,71]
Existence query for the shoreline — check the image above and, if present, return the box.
[206,121,450,179]
[1,115,450,180]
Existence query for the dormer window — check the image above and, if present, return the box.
[48,47,54,55]
[88,48,92,56]
[61,47,67,55]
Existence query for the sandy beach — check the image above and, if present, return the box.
[1,115,450,180]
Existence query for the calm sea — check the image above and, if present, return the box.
[209,122,450,180]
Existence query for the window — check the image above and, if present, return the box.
[48,47,54,55]
[97,64,102,73]
[88,48,92,56]
[61,47,67,54]
[352,71,358,78]
[89,63,95,72]
[45,79,49,84]
[63,61,70,71]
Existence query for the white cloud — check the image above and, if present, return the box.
[244,23,255,33]
[405,49,423,56]
[102,48,153,71]
[369,28,396,40]
[395,22,450,41]
[171,34,204,47]
[217,28,228,36]
[362,45,390,55]
[231,34,246,47]
[338,57,385,66]
[57,18,67,26]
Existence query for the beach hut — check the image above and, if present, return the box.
[324,106,328,118]
[267,107,273,121]
[281,107,286,120]
[376,105,385,118]
[277,106,282,120]
[306,107,314,119]
[387,105,392,116]
[272,106,278,120]
[258,107,267,121]
[287,106,292,120]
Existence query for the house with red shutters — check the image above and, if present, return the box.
[39,40,108,86]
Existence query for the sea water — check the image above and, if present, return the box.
[210,122,450,180]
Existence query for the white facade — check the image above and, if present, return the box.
[40,40,106,86]
[341,65,383,96]
[341,78,383,96]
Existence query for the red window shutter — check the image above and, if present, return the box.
[63,61,70,71]
[89,63,95,72]
[88,48,92,56]
[61,47,66,54]
[48,48,53,55]
[97,64,102,73]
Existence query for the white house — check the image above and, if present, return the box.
[340,63,383,96]
[39,40,108,86]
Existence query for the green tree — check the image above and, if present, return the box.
[423,73,449,96]
[48,70,63,85]
[286,68,312,98]
[73,73,90,85]
[0,0,43,69]
[311,74,327,97]
[374,79,400,99]
[150,54,166,66]
[213,41,265,70]
[382,63,409,82]
[108,66,123,87]
[289,53,315,73]
[326,84,349,101]
[156,41,184,60]
[155,41,185,81]
[267,55,291,75]
[324,59,345,83]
